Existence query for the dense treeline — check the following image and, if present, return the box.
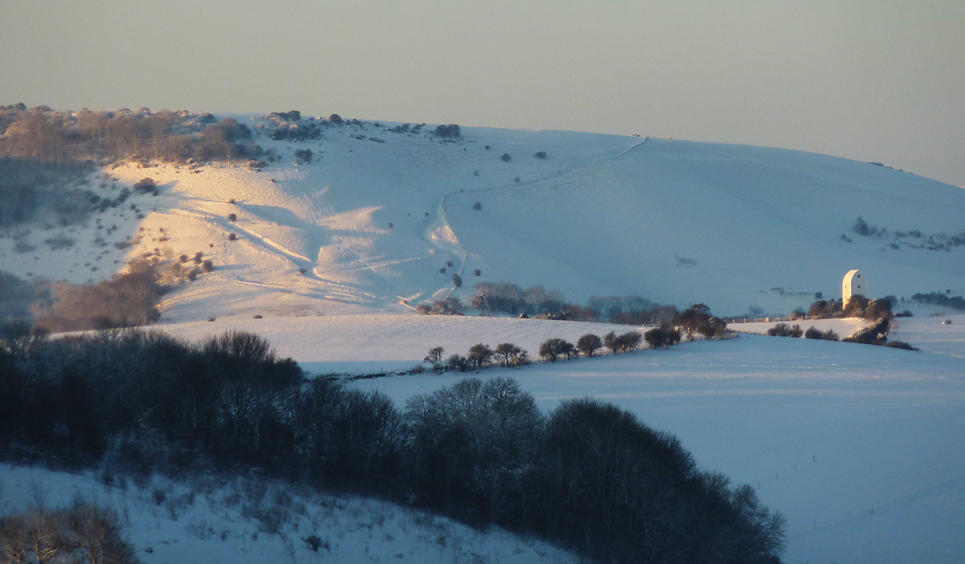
[911,291,965,310]
[0,327,785,563]
[465,281,680,325]
[0,104,260,166]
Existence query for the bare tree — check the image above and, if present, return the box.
[577,333,603,357]
[467,343,493,369]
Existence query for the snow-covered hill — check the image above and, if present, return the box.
[3,113,965,564]
[2,114,962,318]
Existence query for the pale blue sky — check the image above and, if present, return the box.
[2,1,963,186]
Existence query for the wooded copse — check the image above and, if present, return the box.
[0,104,260,166]
[0,327,785,564]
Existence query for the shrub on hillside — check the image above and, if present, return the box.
[808,298,841,318]
[433,124,460,138]
[500,153,512,162]
[843,317,891,345]
[767,323,803,338]
[804,326,839,341]
[644,326,682,349]
[133,177,157,194]
[674,303,726,339]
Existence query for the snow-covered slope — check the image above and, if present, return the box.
[0,463,576,564]
[3,115,962,318]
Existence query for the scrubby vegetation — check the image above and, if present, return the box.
[767,323,803,338]
[0,498,139,563]
[850,216,965,252]
[0,104,261,166]
[433,124,461,139]
[911,291,965,310]
[0,328,787,563]
[0,105,265,229]
[29,261,164,332]
[1,249,210,331]
[785,296,914,350]
[804,326,839,341]
[468,281,680,325]
[807,295,894,321]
